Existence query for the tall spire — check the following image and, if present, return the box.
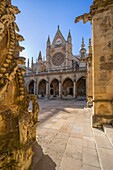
[27,58,29,68]
[47,35,51,48]
[88,38,92,54]
[38,51,42,61]
[81,37,85,48]
[67,29,72,44]
[89,38,91,46]
[80,37,86,59]
[31,57,33,68]
[58,25,60,31]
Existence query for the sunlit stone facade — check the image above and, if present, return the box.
[24,26,89,100]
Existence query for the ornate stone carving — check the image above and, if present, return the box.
[52,52,65,66]
[0,0,39,169]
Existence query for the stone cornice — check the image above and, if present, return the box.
[24,69,87,78]
[75,0,113,24]
[90,0,113,15]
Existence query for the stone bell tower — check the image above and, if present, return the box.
[0,0,39,169]
[75,0,113,127]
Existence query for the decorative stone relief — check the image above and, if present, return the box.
[0,0,39,169]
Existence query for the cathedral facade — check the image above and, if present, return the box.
[24,26,89,99]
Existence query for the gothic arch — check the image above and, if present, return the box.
[28,79,35,86]
[38,78,46,84]
[62,78,73,96]
[76,73,86,83]
[76,77,86,97]
[38,79,46,97]
[62,76,73,83]
[29,80,35,94]
[50,78,59,96]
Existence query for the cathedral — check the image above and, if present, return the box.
[24,26,89,99]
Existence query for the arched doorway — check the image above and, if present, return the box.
[38,79,46,97]
[50,79,59,97]
[63,78,73,96]
[76,77,86,98]
[29,80,34,94]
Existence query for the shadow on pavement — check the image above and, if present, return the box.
[30,142,56,170]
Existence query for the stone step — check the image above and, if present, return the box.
[103,124,113,147]
[93,128,113,170]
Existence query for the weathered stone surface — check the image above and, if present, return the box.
[83,147,100,168]
[93,127,113,170]
[83,164,101,170]
[75,0,113,127]
[0,0,39,169]
[98,148,113,170]
[34,99,103,170]
[103,124,113,147]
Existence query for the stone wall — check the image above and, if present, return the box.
[75,0,113,127]
[92,3,113,127]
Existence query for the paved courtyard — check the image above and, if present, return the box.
[31,99,113,170]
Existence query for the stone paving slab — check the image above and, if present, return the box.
[98,148,113,170]
[33,99,102,170]
[103,124,113,147]
[83,147,100,168]
[83,164,101,170]
[58,157,82,170]
[93,127,113,170]
[64,143,83,160]
[93,128,112,149]
[83,136,96,149]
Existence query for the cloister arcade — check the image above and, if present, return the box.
[27,76,86,99]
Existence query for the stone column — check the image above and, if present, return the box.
[75,0,113,127]
[33,79,37,95]
[59,81,62,99]
[36,78,39,97]
[87,56,93,107]
[46,76,50,98]
[73,81,76,98]
[59,75,62,98]
[91,2,113,127]
[34,80,36,95]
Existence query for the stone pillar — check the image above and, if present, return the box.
[33,79,38,95]
[87,39,93,107]
[37,82,39,97]
[35,78,38,97]
[73,81,76,98]
[75,0,113,128]
[91,1,113,127]
[59,75,62,98]
[34,81,36,94]
[59,81,62,99]
[46,80,49,98]
[65,43,68,70]
[87,60,93,107]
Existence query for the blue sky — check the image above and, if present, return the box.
[12,0,93,64]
